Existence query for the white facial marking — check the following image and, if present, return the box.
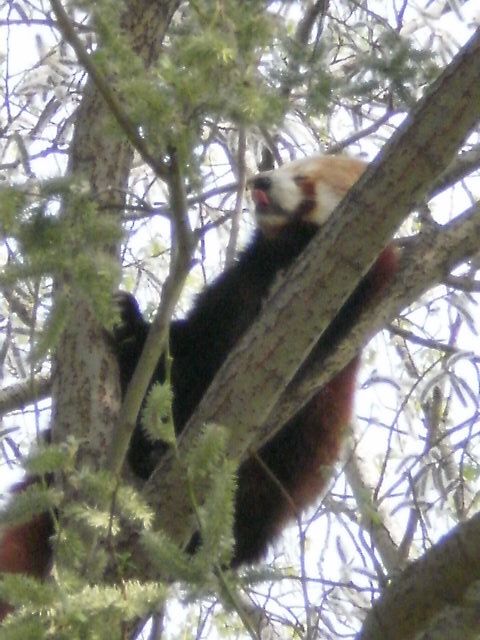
[309,182,343,225]
[268,172,303,214]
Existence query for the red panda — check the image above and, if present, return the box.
[0,155,398,617]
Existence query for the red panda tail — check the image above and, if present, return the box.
[0,480,53,621]
[367,245,400,297]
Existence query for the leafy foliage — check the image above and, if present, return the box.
[0,578,166,640]
[142,423,237,585]
[185,424,237,568]
[0,0,479,638]
[0,181,122,358]
[0,482,59,527]
[142,382,175,445]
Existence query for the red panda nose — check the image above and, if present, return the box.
[251,176,272,208]
[252,188,271,207]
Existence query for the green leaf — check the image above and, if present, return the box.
[142,382,175,446]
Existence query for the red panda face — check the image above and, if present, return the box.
[250,155,367,236]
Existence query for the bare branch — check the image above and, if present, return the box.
[0,376,51,417]
[429,145,480,198]
[344,435,403,574]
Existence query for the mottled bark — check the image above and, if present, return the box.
[52,0,180,469]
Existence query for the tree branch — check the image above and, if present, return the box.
[264,201,480,444]
[358,511,480,640]
[51,0,180,475]
[0,376,50,418]
[344,434,403,575]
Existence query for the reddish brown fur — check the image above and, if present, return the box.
[288,246,398,508]
[231,245,398,564]
[0,481,53,619]
[302,155,366,196]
